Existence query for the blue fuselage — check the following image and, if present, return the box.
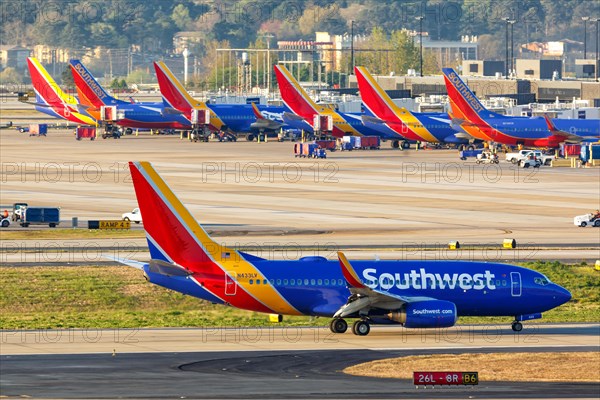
[145,259,570,319]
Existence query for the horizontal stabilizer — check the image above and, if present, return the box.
[102,254,146,270]
[282,111,305,121]
[148,259,192,277]
[361,115,386,125]
[162,107,184,115]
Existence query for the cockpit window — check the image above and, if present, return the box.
[534,277,550,286]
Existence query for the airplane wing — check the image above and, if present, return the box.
[334,251,434,318]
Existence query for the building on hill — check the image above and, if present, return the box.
[0,45,30,71]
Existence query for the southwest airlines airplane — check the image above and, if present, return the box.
[274,64,397,139]
[115,161,571,336]
[153,61,287,135]
[25,57,97,126]
[69,60,191,131]
[355,66,471,148]
[442,68,600,147]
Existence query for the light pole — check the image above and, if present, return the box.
[582,16,589,59]
[416,16,424,77]
[594,18,600,80]
[350,20,355,74]
[263,33,274,93]
[183,48,190,87]
[509,19,516,76]
[503,17,510,77]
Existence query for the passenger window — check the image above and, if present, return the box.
[324,279,329,285]
[317,279,322,285]
[283,279,288,285]
[276,279,281,285]
[256,279,260,285]
[263,279,268,285]
[304,279,309,286]
[310,279,315,285]
[249,279,253,284]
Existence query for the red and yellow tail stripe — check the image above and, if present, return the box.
[129,162,302,315]
[355,66,437,143]
[154,61,225,131]
[337,251,365,289]
[27,58,96,126]
[274,65,361,137]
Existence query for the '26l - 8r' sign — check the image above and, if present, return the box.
[413,371,478,386]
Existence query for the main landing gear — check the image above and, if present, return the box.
[329,318,371,336]
[329,318,347,333]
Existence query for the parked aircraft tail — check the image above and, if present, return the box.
[27,57,78,108]
[69,59,126,110]
[273,65,320,120]
[441,68,502,123]
[128,161,301,315]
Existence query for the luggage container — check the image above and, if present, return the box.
[563,144,581,157]
[459,149,484,160]
[315,140,336,151]
[21,207,60,227]
[302,143,318,157]
[29,124,48,136]
[360,136,381,149]
[76,127,96,140]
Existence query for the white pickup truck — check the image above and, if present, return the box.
[505,150,555,165]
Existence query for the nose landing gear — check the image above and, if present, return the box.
[511,321,523,332]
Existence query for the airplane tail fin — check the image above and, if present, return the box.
[273,65,319,120]
[354,66,404,123]
[69,60,123,109]
[128,161,230,268]
[153,61,205,113]
[441,68,500,123]
[27,57,77,108]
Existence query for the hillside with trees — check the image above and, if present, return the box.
[1,0,597,85]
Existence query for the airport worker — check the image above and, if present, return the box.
[2,209,8,219]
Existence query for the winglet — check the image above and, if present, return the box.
[543,114,582,142]
[543,114,560,133]
[251,102,264,119]
[337,251,365,288]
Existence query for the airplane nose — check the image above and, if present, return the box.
[553,285,571,306]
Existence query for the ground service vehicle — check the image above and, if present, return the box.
[21,207,60,227]
[122,208,142,223]
[476,151,499,164]
[574,214,600,227]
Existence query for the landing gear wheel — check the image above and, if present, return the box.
[352,320,370,336]
[329,318,348,334]
[511,321,523,332]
